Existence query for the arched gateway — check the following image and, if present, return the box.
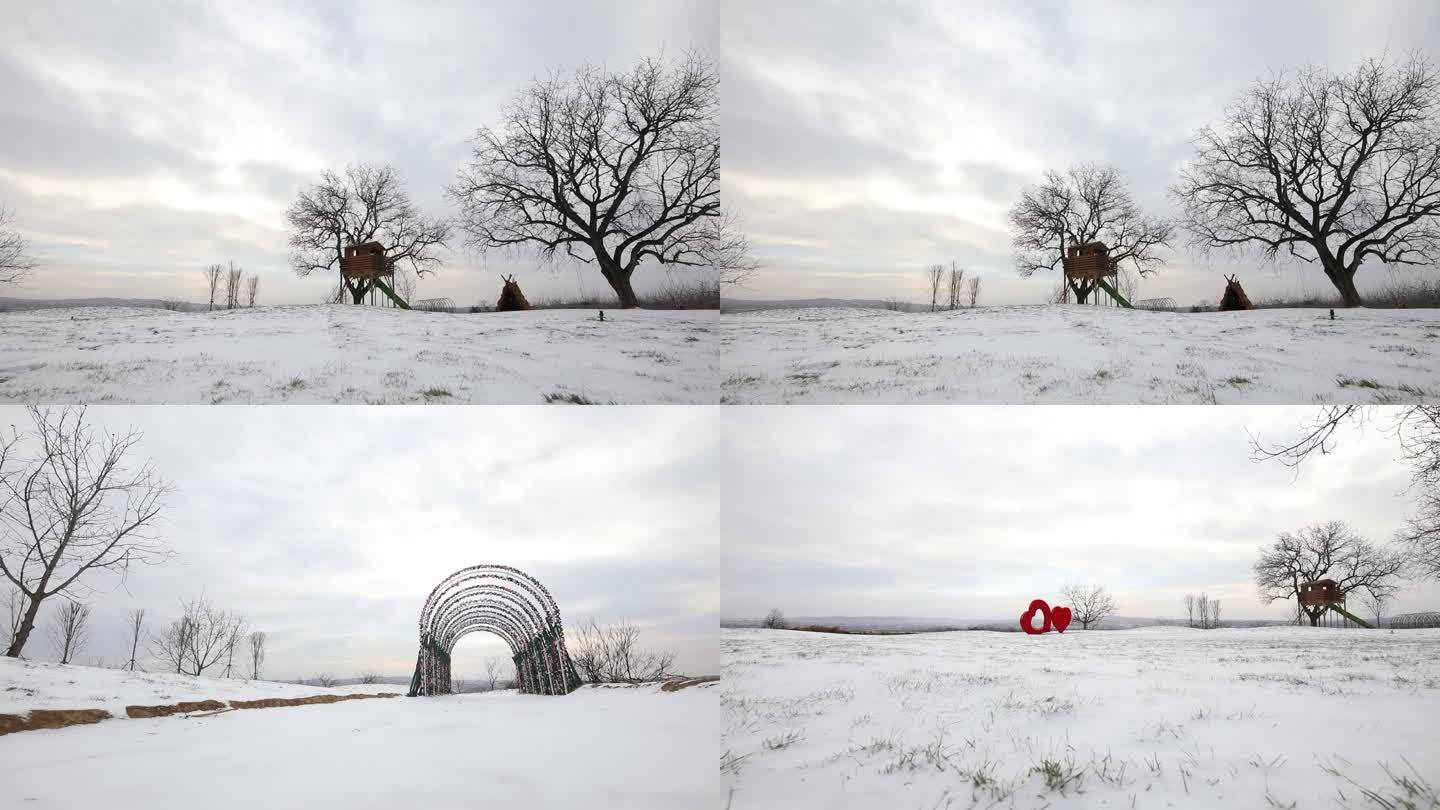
[410,565,582,696]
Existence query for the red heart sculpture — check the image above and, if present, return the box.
[1020,599,1052,634]
[1051,606,1072,633]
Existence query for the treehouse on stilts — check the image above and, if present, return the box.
[1297,579,1373,628]
[1062,241,1132,308]
[339,242,411,310]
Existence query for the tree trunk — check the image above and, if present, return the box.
[601,263,640,309]
[349,281,370,305]
[1322,260,1363,307]
[5,596,42,657]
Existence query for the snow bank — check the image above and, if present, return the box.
[0,305,718,404]
[722,626,1440,809]
[720,305,1440,403]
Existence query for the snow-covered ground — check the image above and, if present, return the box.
[0,656,404,716]
[2,658,716,809]
[722,626,1440,809]
[0,305,718,404]
[719,305,1440,403]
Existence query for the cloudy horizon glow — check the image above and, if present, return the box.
[0,405,719,680]
[722,406,1440,623]
[722,0,1440,307]
[0,0,715,306]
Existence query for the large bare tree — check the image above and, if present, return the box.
[287,163,451,305]
[1010,164,1174,304]
[1174,54,1440,307]
[1253,406,1440,581]
[569,618,677,683]
[1253,522,1406,625]
[1060,583,1118,630]
[47,600,90,664]
[0,205,38,286]
[0,407,171,658]
[450,53,722,309]
[245,275,260,307]
[224,262,243,310]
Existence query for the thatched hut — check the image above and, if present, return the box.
[495,275,533,312]
[1218,275,1254,311]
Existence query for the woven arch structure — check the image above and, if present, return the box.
[409,565,581,696]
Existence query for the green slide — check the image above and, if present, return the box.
[1095,277,1133,308]
[1328,604,1374,628]
[372,277,411,310]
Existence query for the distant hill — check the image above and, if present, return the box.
[0,296,208,312]
[721,297,930,314]
[721,615,1294,633]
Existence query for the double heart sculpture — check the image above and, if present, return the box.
[1020,599,1071,634]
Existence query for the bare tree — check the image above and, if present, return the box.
[151,613,192,674]
[150,597,235,676]
[450,53,721,309]
[484,657,502,691]
[1011,163,1174,304]
[1196,593,1212,629]
[312,673,337,688]
[1060,583,1118,629]
[47,600,90,664]
[0,206,38,285]
[287,163,451,305]
[245,274,259,307]
[1174,54,1440,307]
[203,264,223,311]
[569,618,677,684]
[1254,522,1407,625]
[224,262,243,310]
[1184,594,1197,627]
[967,275,981,307]
[125,608,145,671]
[709,212,761,288]
[946,264,964,311]
[1359,589,1391,626]
[221,613,247,678]
[248,630,266,680]
[1211,598,1222,629]
[762,608,786,629]
[926,264,945,312]
[1253,407,1440,581]
[360,672,382,685]
[0,407,171,658]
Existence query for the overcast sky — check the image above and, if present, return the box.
[1,405,718,680]
[722,0,1440,306]
[0,0,714,305]
[723,406,1440,622]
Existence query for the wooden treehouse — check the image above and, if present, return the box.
[1061,242,1132,308]
[338,242,410,309]
[1298,579,1372,628]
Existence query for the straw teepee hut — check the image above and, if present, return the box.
[1218,275,1254,311]
[496,275,533,312]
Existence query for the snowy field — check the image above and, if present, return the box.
[721,626,1440,809]
[2,658,716,809]
[0,656,404,716]
[719,305,1440,404]
[0,305,718,404]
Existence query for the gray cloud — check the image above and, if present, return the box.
[722,405,1440,622]
[1,0,716,304]
[723,0,1440,304]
